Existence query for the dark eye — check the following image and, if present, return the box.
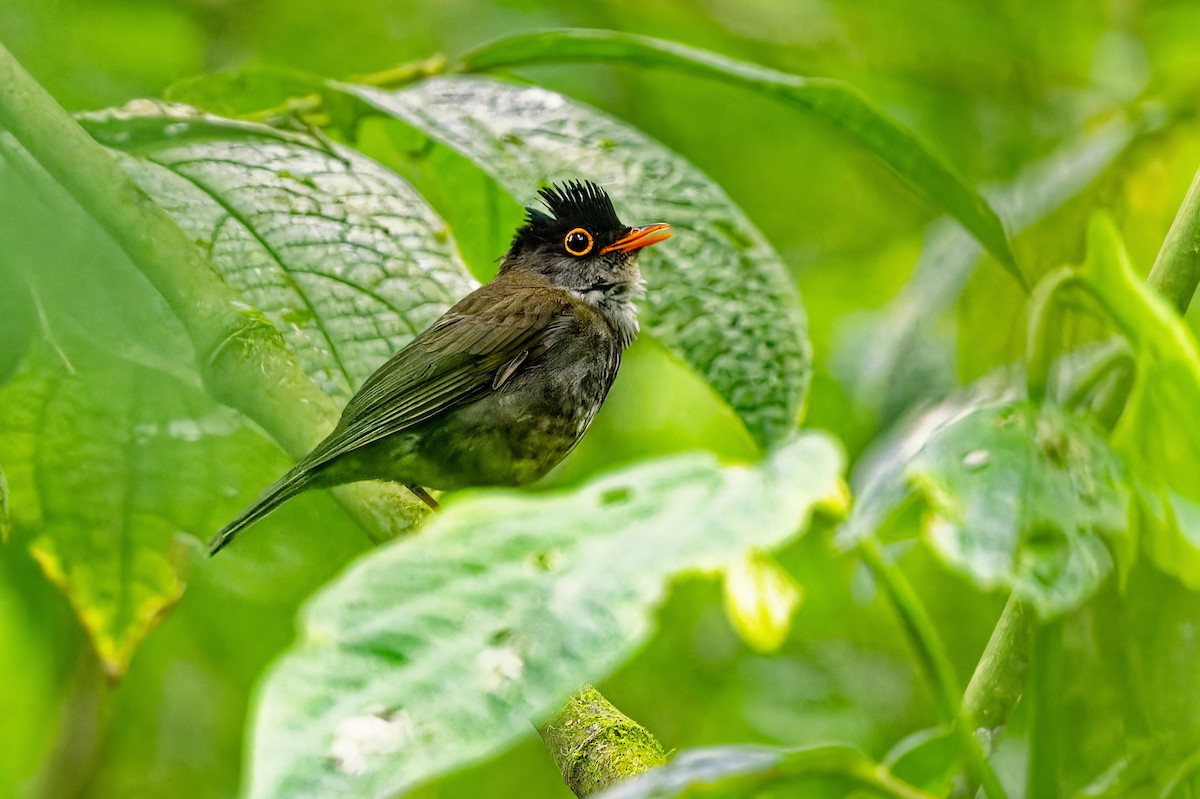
[564,228,593,256]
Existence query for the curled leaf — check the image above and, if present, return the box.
[1076,215,1200,590]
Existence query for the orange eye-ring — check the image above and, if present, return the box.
[564,227,594,256]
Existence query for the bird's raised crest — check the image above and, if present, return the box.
[516,180,624,247]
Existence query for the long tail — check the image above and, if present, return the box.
[208,467,313,556]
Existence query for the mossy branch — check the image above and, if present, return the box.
[0,41,425,541]
[540,686,666,798]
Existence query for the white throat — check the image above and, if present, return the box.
[573,279,643,349]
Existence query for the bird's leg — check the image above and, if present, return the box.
[406,483,440,510]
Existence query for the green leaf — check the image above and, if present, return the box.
[77,100,477,402]
[844,396,1132,619]
[0,346,275,676]
[335,75,810,445]
[840,377,1018,547]
[247,433,843,798]
[1076,215,1200,590]
[458,29,1017,279]
[590,744,935,799]
[912,400,1131,618]
[163,66,326,119]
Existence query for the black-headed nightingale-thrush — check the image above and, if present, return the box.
[209,180,670,554]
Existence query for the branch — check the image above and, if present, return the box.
[540,685,666,798]
[0,41,426,541]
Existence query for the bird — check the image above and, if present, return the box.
[208,180,670,554]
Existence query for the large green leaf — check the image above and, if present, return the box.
[0,346,275,676]
[911,400,1131,618]
[843,395,1132,619]
[77,100,477,402]
[591,744,935,799]
[458,29,1017,278]
[247,433,843,798]
[336,75,809,445]
[1075,216,1200,589]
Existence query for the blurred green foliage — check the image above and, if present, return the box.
[4,0,1200,798]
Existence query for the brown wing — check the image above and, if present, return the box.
[299,282,576,470]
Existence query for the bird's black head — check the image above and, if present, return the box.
[501,180,670,347]
[504,180,670,276]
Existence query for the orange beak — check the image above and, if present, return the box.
[600,223,672,254]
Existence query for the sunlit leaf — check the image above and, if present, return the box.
[336,75,809,445]
[0,346,274,676]
[722,550,802,654]
[247,433,843,798]
[843,394,1132,618]
[1076,215,1200,590]
[591,744,933,799]
[458,29,1017,278]
[77,100,477,401]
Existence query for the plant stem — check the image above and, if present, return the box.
[1061,339,1133,413]
[859,540,1010,799]
[26,645,114,799]
[1027,619,1063,799]
[963,596,1032,730]
[1025,267,1080,403]
[1148,165,1200,314]
[0,42,426,541]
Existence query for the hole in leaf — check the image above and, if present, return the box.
[600,486,632,506]
[1025,523,1067,557]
